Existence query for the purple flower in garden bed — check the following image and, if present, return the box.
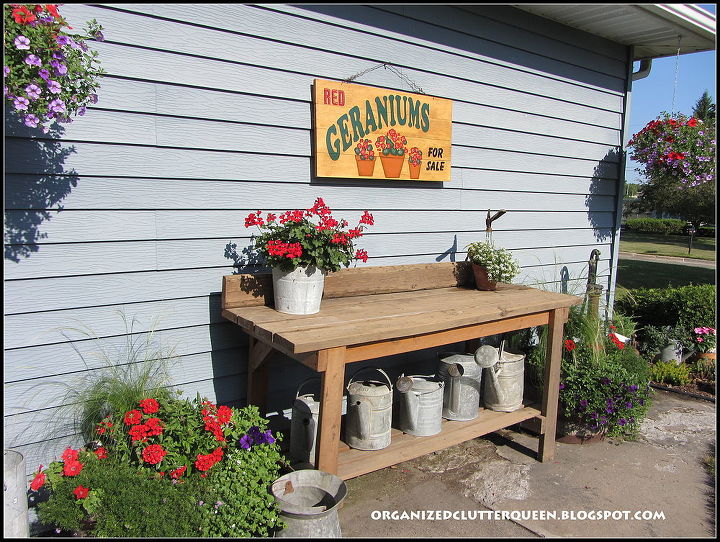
[49,98,66,113]
[38,68,50,81]
[239,426,276,449]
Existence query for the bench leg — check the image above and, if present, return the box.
[538,307,568,462]
[247,337,273,412]
[315,347,347,474]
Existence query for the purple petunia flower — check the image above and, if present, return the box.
[25,84,41,100]
[77,106,87,116]
[239,434,253,450]
[89,93,98,104]
[13,96,30,110]
[95,31,105,42]
[54,63,68,76]
[47,80,61,94]
[24,114,39,128]
[3,66,9,77]
[15,35,31,50]
[559,382,565,390]
[617,418,627,426]
[55,35,72,46]
[579,400,588,408]
[52,51,66,61]
[24,54,42,67]
[38,68,50,81]
[49,98,66,113]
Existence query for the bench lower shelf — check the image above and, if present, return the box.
[335,405,543,480]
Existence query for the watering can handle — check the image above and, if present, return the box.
[304,416,316,454]
[295,377,321,399]
[348,366,393,390]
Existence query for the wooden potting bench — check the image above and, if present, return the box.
[221,262,581,480]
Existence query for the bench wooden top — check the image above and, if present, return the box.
[221,263,581,355]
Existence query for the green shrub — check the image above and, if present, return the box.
[650,361,692,386]
[689,356,716,382]
[615,284,716,351]
[624,218,686,235]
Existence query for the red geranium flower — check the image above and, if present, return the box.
[63,460,83,477]
[30,467,46,491]
[169,465,187,479]
[139,398,160,414]
[94,447,108,460]
[124,409,143,425]
[73,485,90,499]
[12,6,37,24]
[141,444,167,465]
[216,405,233,424]
[564,339,576,352]
[46,4,62,19]
[61,448,79,462]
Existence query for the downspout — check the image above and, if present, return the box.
[632,58,652,81]
[608,48,647,318]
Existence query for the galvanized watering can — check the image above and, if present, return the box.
[476,344,526,412]
[437,352,484,421]
[396,374,444,436]
[289,378,321,465]
[345,367,393,451]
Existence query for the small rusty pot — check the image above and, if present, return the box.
[471,263,497,291]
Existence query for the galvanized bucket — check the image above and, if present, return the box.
[4,450,29,538]
[482,347,526,412]
[289,378,321,466]
[345,367,393,451]
[272,265,327,315]
[438,352,483,421]
[396,375,444,437]
[271,469,348,538]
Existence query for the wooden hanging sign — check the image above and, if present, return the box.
[313,79,453,182]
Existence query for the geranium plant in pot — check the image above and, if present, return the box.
[692,326,716,360]
[244,198,374,314]
[4,4,105,132]
[465,241,520,290]
[375,129,407,178]
[354,138,376,176]
[31,395,285,537]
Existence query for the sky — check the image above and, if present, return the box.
[624,4,717,184]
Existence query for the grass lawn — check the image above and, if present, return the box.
[619,231,716,261]
[615,259,716,297]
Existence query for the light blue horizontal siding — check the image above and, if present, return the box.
[4,3,629,474]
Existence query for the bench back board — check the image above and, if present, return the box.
[221,261,475,310]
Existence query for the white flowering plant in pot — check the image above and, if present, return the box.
[466,241,520,288]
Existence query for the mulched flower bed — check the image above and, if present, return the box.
[651,379,715,401]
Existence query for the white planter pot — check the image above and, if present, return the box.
[272,266,327,315]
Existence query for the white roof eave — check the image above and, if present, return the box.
[514,4,716,60]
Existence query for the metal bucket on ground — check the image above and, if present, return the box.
[438,352,483,421]
[4,450,29,538]
[271,469,348,538]
[478,345,526,412]
[396,375,444,436]
[289,378,321,466]
[345,367,393,451]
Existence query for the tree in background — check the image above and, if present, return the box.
[693,90,716,125]
[626,100,716,228]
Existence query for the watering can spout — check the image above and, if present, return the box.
[396,375,418,431]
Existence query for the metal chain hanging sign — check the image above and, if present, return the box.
[312,78,453,181]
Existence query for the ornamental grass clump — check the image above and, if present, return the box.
[32,396,285,537]
[244,197,374,272]
[4,4,105,132]
[627,112,715,188]
[465,241,521,283]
